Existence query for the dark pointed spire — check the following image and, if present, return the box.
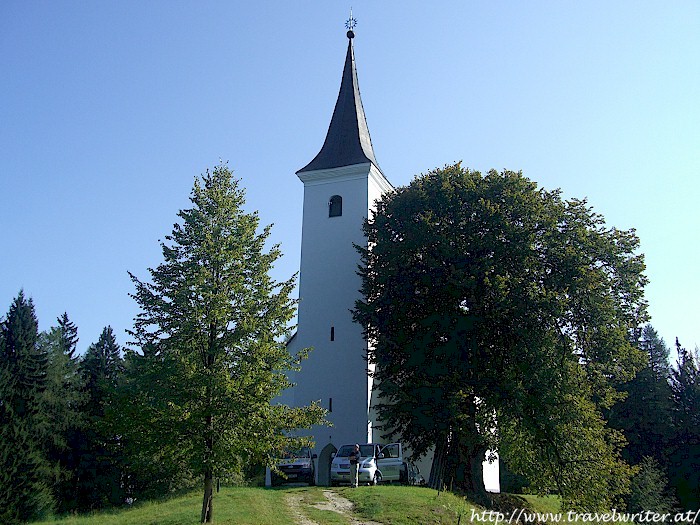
[297,30,380,174]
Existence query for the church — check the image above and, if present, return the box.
[280,23,499,491]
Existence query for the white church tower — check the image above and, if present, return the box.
[285,26,391,484]
[284,24,499,492]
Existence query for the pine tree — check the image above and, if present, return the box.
[74,326,124,510]
[57,312,79,360]
[39,314,86,513]
[0,291,55,523]
[628,456,676,514]
[127,163,325,523]
[608,325,674,465]
[669,339,700,509]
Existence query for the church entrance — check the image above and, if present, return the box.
[317,443,337,486]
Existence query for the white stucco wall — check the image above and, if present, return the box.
[287,163,391,452]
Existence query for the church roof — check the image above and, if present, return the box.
[297,32,381,174]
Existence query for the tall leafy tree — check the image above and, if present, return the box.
[354,164,648,509]
[128,163,325,523]
[0,291,54,523]
[669,339,700,509]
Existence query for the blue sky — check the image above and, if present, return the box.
[1,1,698,356]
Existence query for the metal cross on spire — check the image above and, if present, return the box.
[345,8,357,38]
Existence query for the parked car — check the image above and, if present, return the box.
[330,443,403,486]
[271,446,317,486]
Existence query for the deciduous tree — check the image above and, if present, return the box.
[128,163,325,522]
[354,164,648,509]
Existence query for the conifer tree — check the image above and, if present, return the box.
[608,325,674,465]
[74,326,124,510]
[39,314,86,513]
[57,312,79,360]
[607,325,676,510]
[0,291,54,523]
[669,339,700,509]
[128,163,325,523]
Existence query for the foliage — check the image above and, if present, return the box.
[70,326,125,511]
[354,164,648,509]
[126,163,325,522]
[606,325,676,510]
[0,291,55,523]
[668,339,700,509]
[39,315,86,513]
[57,313,79,360]
[609,325,674,465]
[628,456,676,514]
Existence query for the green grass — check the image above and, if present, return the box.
[341,485,478,524]
[521,494,563,514]
[33,487,296,525]
[32,485,569,525]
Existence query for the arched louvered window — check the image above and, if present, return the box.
[329,195,342,217]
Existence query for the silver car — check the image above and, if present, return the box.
[330,443,404,486]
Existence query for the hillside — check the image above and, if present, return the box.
[32,485,506,525]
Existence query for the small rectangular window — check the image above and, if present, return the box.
[330,326,335,341]
[329,397,333,412]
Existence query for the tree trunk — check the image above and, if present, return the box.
[201,344,215,524]
[427,400,489,505]
[201,469,214,523]
[201,404,214,523]
[429,437,448,490]
[462,444,488,505]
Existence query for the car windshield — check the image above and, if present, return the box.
[336,445,375,458]
[282,447,310,459]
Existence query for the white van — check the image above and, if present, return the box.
[330,443,404,486]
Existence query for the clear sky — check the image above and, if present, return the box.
[1,1,698,356]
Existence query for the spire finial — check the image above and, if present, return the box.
[345,8,357,39]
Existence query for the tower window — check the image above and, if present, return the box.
[329,195,342,217]
[329,397,333,412]
[330,326,335,341]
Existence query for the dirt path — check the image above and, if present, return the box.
[284,492,318,525]
[285,489,384,525]
[318,490,384,525]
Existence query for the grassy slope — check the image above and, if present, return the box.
[341,485,477,525]
[33,488,295,525]
[33,486,561,525]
